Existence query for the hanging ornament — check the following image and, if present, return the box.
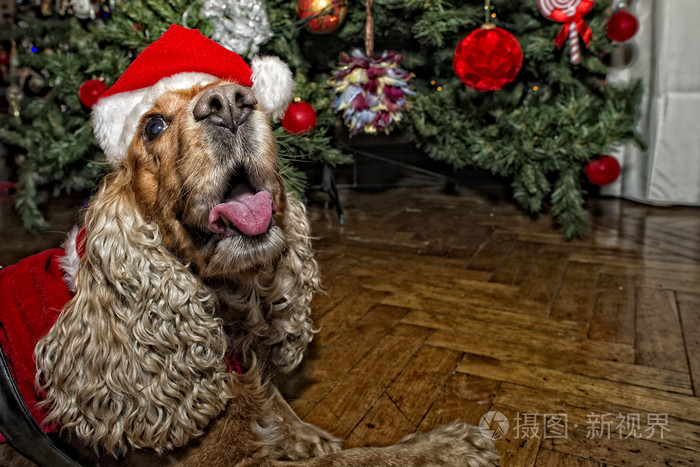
[6,84,23,122]
[79,79,108,108]
[70,0,96,20]
[454,1,522,92]
[453,27,523,92]
[197,0,273,56]
[606,9,638,42]
[329,50,415,135]
[40,0,52,16]
[282,100,318,134]
[585,155,620,185]
[538,0,595,65]
[329,1,414,136]
[297,0,347,34]
[27,73,47,93]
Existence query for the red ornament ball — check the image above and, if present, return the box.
[297,0,347,34]
[585,155,621,186]
[282,101,318,134]
[79,79,108,108]
[454,25,523,92]
[606,10,639,42]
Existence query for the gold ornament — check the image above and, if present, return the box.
[6,84,23,121]
[296,0,347,34]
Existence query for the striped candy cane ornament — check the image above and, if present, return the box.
[538,0,595,65]
[569,22,580,63]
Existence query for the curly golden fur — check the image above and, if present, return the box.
[9,79,499,465]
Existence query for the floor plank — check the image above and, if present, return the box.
[302,323,431,439]
[458,354,700,423]
[550,262,599,321]
[635,287,688,373]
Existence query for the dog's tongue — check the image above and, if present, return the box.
[209,187,274,237]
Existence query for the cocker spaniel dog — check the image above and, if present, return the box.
[0,26,497,466]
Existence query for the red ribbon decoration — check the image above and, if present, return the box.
[549,0,595,49]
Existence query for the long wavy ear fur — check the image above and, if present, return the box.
[35,170,231,456]
[222,195,321,375]
[269,195,322,370]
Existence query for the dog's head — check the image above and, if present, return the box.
[125,79,287,276]
[87,25,296,277]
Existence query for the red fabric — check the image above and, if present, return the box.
[97,25,253,102]
[0,249,72,442]
[226,349,245,375]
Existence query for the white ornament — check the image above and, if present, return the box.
[70,0,94,20]
[200,0,273,56]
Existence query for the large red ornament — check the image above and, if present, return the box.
[297,0,347,34]
[453,25,523,92]
[585,155,620,185]
[282,101,317,134]
[606,10,638,42]
[78,79,107,108]
[538,0,595,64]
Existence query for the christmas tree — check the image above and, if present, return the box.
[0,0,642,238]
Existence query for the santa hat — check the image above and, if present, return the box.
[92,25,294,164]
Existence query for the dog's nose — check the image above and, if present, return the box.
[193,84,258,131]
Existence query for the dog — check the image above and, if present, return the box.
[0,26,498,466]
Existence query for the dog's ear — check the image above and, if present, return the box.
[270,195,321,372]
[35,171,232,456]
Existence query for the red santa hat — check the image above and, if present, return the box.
[92,24,294,164]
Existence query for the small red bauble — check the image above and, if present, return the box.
[454,25,523,92]
[606,10,639,42]
[282,101,317,134]
[297,0,347,34]
[79,79,108,108]
[585,155,621,185]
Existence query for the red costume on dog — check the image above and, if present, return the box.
[0,248,72,441]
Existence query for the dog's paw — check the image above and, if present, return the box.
[276,420,343,461]
[397,421,499,466]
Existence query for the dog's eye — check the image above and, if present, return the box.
[144,117,168,141]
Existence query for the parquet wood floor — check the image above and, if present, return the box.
[1,175,699,465]
[279,181,700,466]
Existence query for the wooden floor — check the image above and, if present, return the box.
[1,174,699,465]
[280,178,700,466]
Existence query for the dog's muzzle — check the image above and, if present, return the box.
[193,84,258,133]
[193,84,276,238]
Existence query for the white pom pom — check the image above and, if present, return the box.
[251,56,295,121]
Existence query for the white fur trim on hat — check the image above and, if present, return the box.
[92,72,218,165]
[93,59,293,165]
[251,56,295,122]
